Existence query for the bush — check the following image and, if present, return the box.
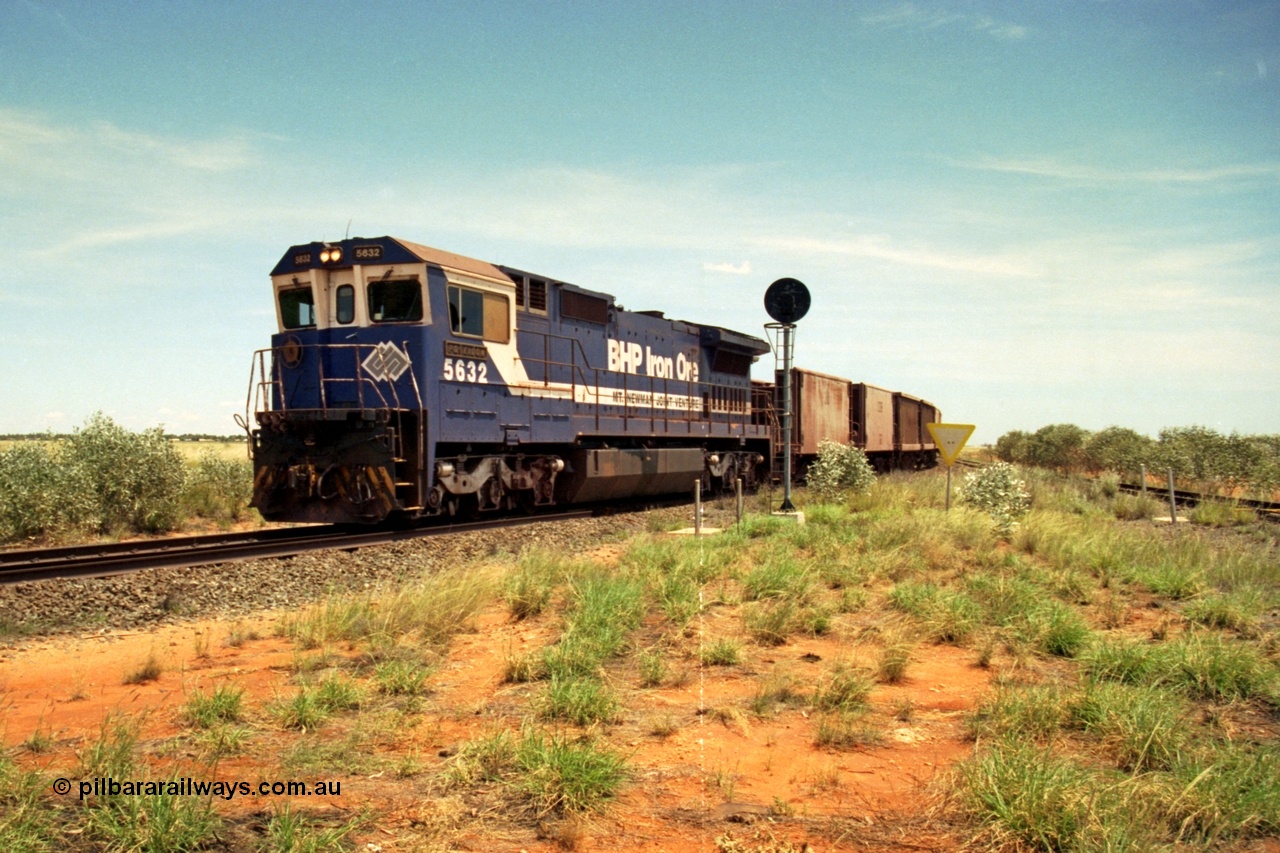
[181,452,253,522]
[1083,426,1154,478]
[0,440,98,540]
[960,463,1031,534]
[994,430,1030,464]
[1026,424,1089,474]
[63,413,186,534]
[806,440,875,503]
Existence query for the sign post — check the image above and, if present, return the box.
[926,423,976,511]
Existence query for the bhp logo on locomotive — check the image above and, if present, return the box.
[607,339,699,382]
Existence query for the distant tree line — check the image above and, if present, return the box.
[993,424,1280,495]
[0,432,246,442]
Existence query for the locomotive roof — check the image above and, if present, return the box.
[270,236,511,285]
[395,238,511,284]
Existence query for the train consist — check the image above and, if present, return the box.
[245,236,937,524]
[770,368,940,477]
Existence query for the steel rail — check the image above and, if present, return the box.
[1116,482,1280,522]
[0,511,595,585]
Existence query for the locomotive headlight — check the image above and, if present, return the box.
[319,248,332,263]
[319,246,343,264]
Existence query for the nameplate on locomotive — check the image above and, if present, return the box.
[445,341,488,360]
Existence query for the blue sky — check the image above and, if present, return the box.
[2,0,1277,443]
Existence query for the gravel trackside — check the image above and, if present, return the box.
[0,507,712,643]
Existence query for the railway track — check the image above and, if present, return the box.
[0,511,595,585]
[948,460,1279,522]
[1116,482,1280,522]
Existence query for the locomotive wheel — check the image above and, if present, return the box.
[516,490,539,515]
[455,493,482,521]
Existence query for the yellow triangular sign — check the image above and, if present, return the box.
[927,423,976,467]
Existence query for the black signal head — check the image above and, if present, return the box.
[764,277,811,324]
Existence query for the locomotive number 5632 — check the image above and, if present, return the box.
[443,358,488,383]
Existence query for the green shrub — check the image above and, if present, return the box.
[959,742,1157,851]
[63,413,186,534]
[814,711,882,748]
[0,440,98,540]
[1082,637,1156,685]
[1112,492,1159,520]
[1035,601,1092,658]
[180,451,252,522]
[741,557,812,601]
[0,414,195,540]
[968,685,1069,741]
[539,676,620,725]
[1169,741,1280,839]
[182,685,244,728]
[1068,682,1190,772]
[700,637,742,665]
[806,439,875,503]
[876,640,914,683]
[812,665,873,713]
[514,728,626,815]
[1188,500,1256,527]
[959,462,1030,534]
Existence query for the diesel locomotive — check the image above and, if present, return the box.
[246,236,772,523]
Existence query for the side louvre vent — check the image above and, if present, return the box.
[561,289,609,325]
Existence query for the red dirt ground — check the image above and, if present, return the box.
[1,597,993,851]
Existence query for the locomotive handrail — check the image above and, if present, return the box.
[513,330,753,436]
[515,330,716,430]
[248,342,413,419]
[235,322,763,440]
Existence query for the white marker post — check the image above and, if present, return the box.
[926,423,976,511]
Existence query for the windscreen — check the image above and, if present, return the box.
[368,279,423,323]
[279,288,316,329]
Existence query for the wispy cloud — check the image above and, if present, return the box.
[91,121,258,171]
[0,109,264,190]
[703,261,752,275]
[961,156,1280,185]
[754,234,1038,278]
[2,110,282,258]
[861,2,1027,40]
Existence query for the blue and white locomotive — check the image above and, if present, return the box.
[247,236,771,523]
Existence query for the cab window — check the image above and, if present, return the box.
[279,288,316,329]
[448,284,510,343]
[368,279,422,323]
[335,284,355,325]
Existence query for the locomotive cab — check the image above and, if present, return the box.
[248,238,523,523]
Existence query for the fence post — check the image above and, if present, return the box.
[694,479,702,537]
[1167,468,1177,523]
[736,477,743,527]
